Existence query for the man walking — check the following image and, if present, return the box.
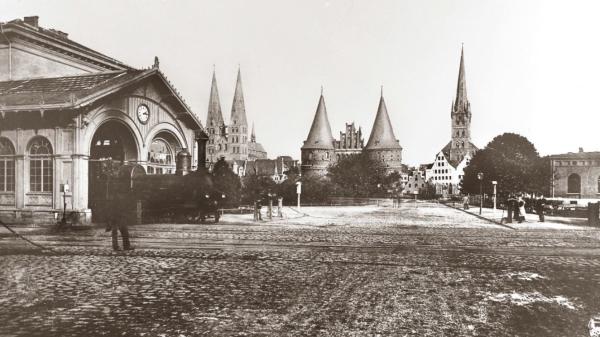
[108,186,133,251]
[506,194,517,223]
[536,194,546,222]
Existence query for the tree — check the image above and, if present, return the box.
[211,158,242,207]
[327,153,391,197]
[272,166,300,205]
[240,174,276,205]
[462,133,549,198]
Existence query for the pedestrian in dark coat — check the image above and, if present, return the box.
[536,194,546,222]
[463,194,470,210]
[517,195,526,223]
[256,198,263,220]
[506,194,517,223]
[108,188,132,251]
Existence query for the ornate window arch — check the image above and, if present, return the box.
[567,173,581,194]
[147,138,174,175]
[28,137,53,193]
[0,138,15,192]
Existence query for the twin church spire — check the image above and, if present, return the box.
[206,67,247,129]
[206,66,262,163]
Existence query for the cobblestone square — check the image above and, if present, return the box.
[1,202,600,336]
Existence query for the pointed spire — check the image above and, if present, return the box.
[207,68,224,127]
[231,66,248,126]
[454,45,468,111]
[251,122,256,143]
[365,95,401,150]
[301,91,334,150]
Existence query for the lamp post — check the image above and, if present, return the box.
[477,172,484,215]
[61,181,70,226]
[296,181,302,209]
[492,181,498,210]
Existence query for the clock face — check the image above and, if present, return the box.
[137,104,150,124]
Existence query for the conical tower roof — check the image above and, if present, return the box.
[301,92,334,150]
[365,94,401,150]
[230,67,247,126]
[453,45,469,112]
[206,69,224,127]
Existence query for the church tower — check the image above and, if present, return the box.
[229,68,249,160]
[449,46,475,164]
[364,90,403,173]
[301,90,335,177]
[205,68,228,164]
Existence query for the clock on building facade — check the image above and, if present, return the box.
[137,104,150,124]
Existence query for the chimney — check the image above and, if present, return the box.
[579,147,584,153]
[23,16,39,28]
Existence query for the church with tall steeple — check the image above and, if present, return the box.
[205,67,267,166]
[427,46,478,195]
[301,88,403,177]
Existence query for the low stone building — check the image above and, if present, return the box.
[245,156,298,183]
[549,150,600,199]
[0,17,207,224]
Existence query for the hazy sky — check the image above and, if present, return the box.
[3,0,600,165]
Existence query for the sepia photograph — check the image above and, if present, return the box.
[1,0,600,336]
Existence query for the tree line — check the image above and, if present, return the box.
[212,132,554,207]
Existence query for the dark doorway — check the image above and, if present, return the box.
[88,121,139,222]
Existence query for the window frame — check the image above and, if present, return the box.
[28,137,53,193]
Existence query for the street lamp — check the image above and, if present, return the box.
[296,181,302,209]
[477,172,484,215]
[492,181,498,210]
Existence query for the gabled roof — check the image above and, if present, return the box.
[440,141,478,168]
[365,95,402,150]
[245,158,297,176]
[1,17,132,72]
[0,68,203,129]
[248,141,266,153]
[302,93,334,150]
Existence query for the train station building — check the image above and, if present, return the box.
[0,16,207,224]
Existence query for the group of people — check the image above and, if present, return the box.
[254,196,284,221]
[505,193,547,223]
[461,192,547,223]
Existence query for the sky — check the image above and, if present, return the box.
[3,0,600,165]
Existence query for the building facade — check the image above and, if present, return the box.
[0,17,207,224]
[550,150,600,199]
[301,91,403,177]
[205,69,266,166]
[334,123,364,159]
[245,156,299,183]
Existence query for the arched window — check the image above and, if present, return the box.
[148,138,173,175]
[597,176,600,193]
[0,138,15,192]
[29,137,53,193]
[567,173,581,194]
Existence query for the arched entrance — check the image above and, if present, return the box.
[88,121,139,221]
[147,131,181,174]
